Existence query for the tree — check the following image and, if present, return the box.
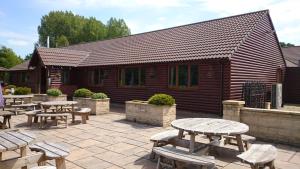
[56,35,69,47]
[0,46,23,68]
[24,53,33,61]
[280,42,295,48]
[106,17,131,39]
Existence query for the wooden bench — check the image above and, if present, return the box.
[29,142,70,169]
[25,110,42,126]
[74,108,91,124]
[0,111,14,129]
[31,166,56,169]
[153,146,215,169]
[237,144,277,169]
[224,134,256,150]
[37,113,69,128]
[150,129,186,160]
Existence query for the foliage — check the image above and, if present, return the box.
[73,88,93,98]
[3,85,16,94]
[4,84,16,89]
[91,92,108,99]
[24,53,33,61]
[38,11,130,47]
[0,46,23,68]
[148,94,175,106]
[47,88,62,96]
[14,87,31,95]
[106,17,131,39]
[280,42,295,48]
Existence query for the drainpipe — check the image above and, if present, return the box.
[220,60,224,116]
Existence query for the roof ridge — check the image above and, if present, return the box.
[230,10,269,56]
[65,9,269,49]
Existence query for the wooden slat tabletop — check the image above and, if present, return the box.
[29,142,70,159]
[171,118,249,135]
[0,130,36,152]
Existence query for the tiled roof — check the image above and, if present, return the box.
[37,10,269,67]
[36,47,90,67]
[282,46,300,67]
[0,67,7,71]
[9,61,29,71]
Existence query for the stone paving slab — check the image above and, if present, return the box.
[2,106,300,169]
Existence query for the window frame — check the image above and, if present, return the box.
[88,68,105,86]
[118,67,146,87]
[168,64,199,89]
[61,69,70,85]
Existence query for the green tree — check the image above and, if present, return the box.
[24,53,33,61]
[81,17,106,42]
[106,17,131,39]
[280,42,295,48]
[0,46,23,68]
[56,35,69,47]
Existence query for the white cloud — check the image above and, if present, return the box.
[0,30,38,47]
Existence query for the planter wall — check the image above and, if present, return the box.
[73,97,110,115]
[47,95,67,101]
[125,101,176,127]
[33,94,47,102]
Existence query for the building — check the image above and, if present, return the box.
[282,46,300,67]
[10,10,285,114]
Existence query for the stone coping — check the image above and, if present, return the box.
[126,100,176,106]
[242,107,300,116]
[73,97,110,101]
[223,100,245,105]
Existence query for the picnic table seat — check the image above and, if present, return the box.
[74,108,91,124]
[25,110,42,126]
[37,113,69,128]
[153,146,215,169]
[150,129,187,159]
[31,166,56,169]
[224,134,256,150]
[0,111,14,129]
[29,142,70,169]
[237,144,277,169]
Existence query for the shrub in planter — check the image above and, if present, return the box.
[73,88,93,98]
[5,84,16,90]
[148,94,175,106]
[47,88,62,96]
[91,93,108,99]
[14,87,31,95]
[4,85,16,94]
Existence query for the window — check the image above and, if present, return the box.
[21,72,28,83]
[119,67,145,86]
[168,64,199,88]
[89,69,105,85]
[61,70,70,84]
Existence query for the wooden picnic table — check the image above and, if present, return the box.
[171,118,249,152]
[0,111,14,129]
[41,101,77,123]
[3,95,33,106]
[0,130,36,160]
[11,103,38,115]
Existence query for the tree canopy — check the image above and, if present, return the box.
[280,42,295,48]
[0,46,23,68]
[38,11,131,47]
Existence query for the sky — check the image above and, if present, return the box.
[0,0,299,58]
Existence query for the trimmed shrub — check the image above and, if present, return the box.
[148,94,175,106]
[73,88,93,98]
[91,92,108,99]
[5,85,16,89]
[14,87,31,95]
[47,88,62,96]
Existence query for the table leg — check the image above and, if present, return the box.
[0,152,2,160]
[236,134,245,152]
[72,104,75,123]
[178,129,184,138]
[189,133,196,153]
[55,158,66,169]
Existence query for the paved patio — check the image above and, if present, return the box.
[3,106,300,169]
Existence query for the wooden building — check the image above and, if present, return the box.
[21,10,285,114]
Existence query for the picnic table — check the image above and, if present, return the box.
[3,95,33,106]
[0,130,36,160]
[11,103,38,115]
[40,101,77,123]
[0,111,14,129]
[171,118,249,152]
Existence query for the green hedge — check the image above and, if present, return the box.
[47,88,62,96]
[14,87,31,95]
[73,88,93,98]
[148,94,175,106]
[91,92,108,99]
[5,84,16,89]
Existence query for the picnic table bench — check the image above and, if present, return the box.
[74,108,91,124]
[153,146,215,169]
[37,113,69,128]
[29,142,70,169]
[12,103,38,115]
[0,111,14,129]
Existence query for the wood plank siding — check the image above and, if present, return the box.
[284,67,300,103]
[74,59,230,114]
[230,14,285,99]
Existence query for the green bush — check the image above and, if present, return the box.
[5,85,16,89]
[148,94,175,106]
[47,88,62,96]
[91,92,108,99]
[73,88,93,98]
[14,87,31,95]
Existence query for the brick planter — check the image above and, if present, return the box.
[33,94,47,102]
[47,95,67,101]
[73,97,110,115]
[125,101,176,127]
[33,94,67,102]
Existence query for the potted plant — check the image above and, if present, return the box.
[73,88,93,109]
[87,92,110,115]
[46,88,67,101]
[126,94,176,127]
[14,87,33,103]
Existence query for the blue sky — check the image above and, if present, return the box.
[0,0,299,58]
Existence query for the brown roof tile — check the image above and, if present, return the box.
[9,61,29,71]
[37,10,269,67]
[282,46,300,67]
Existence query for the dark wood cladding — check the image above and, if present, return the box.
[74,59,230,114]
[8,70,39,93]
[284,67,300,103]
[230,14,285,99]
